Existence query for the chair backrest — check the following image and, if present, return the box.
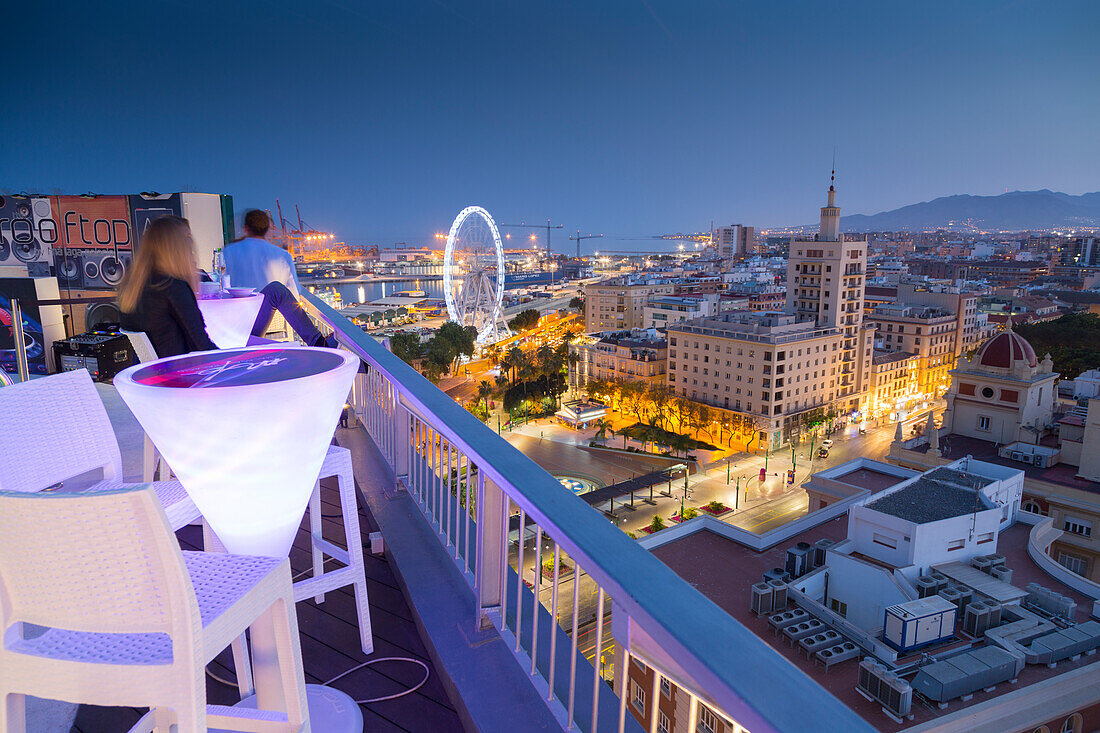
[121,329,159,364]
[0,486,199,639]
[0,369,123,492]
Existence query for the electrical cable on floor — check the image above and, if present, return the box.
[323,657,431,704]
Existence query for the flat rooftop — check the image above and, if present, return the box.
[864,477,990,524]
[913,434,1100,495]
[647,521,1098,732]
[834,467,911,493]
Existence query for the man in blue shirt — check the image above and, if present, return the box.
[225,210,331,347]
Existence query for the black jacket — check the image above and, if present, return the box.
[120,275,216,358]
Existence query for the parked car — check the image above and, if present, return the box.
[821,439,834,448]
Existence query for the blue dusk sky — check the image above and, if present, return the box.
[4,0,1098,251]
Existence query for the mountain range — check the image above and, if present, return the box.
[835,189,1100,232]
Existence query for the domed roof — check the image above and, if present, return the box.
[975,329,1037,369]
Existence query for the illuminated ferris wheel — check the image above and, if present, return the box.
[443,206,509,344]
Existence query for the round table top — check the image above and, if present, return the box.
[197,291,263,304]
[123,346,349,389]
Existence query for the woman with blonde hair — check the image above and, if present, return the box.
[118,215,216,357]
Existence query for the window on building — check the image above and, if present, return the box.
[658,711,670,733]
[1057,551,1088,576]
[873,533,898,549]
[660,675,671,697]
[830,598,848,617]
[698,706,719,733]
[630,679,645,714]
[1063,518,1092,537]
[1060,712,1083,733]
[947,539,965,551]
[977,416,991,431]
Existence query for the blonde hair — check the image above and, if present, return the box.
[117,216,199,313]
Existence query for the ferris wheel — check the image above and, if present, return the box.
[443,206,509,344]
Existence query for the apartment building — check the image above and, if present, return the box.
[568,329,667,391]
[894,281,982,354]
[870,302,958,401]
[666,312,844,449]
[583,278,676,331]
[642,295,716,329]
[867,349,918,422]
[715,224,755,259]
[785,182,874,415]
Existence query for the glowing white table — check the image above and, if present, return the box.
[115,346,362,729]
[196,292,264,349]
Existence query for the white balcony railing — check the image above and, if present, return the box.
[301,292,873,733]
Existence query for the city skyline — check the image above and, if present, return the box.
[4,1,1099,244]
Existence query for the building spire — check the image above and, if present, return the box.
[819,163,840,241]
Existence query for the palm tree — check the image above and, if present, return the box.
[476,380,493,408]
[593,418,612,443]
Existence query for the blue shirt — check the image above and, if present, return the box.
[223,237,301,296]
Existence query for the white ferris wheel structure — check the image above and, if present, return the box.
[442,206,510,345]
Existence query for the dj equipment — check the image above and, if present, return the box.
[52,330,135,382]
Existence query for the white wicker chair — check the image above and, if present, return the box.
[121,330,172,482]
[0,368,201,531]
[301,445,373,654]
[0,486,308,733]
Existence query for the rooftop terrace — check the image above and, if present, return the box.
[647,520,1100,733]
[865,477,992,524]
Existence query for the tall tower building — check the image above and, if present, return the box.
[784,175,873,417]
[715,224,755,259]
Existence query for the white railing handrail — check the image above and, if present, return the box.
[301,291,873,733]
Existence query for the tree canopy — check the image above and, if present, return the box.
[508,308,541,332]
[388,332,422,365]
[1014,312,1100,379]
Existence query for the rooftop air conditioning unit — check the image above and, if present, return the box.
[1033,454,1046,468]
[1010,451,1023,462]
[916,576,939,598]
[768,579,789,611]
[880,674,913,718]
[991,566,1013,584]
[1020,454,1034,465]
[763,567,791,583]
[964,601,993,637]
[750,583,774,615]
[786,542,814,579]
[813,538,835,568]
[985,553,1006,566]
[971,555,994,573]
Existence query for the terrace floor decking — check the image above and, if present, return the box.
[72,387,465,732]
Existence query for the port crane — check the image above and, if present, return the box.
[568,230,603,257]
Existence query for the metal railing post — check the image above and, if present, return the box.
[475,474,507,629]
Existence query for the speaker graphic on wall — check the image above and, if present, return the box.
[85,302,123,331]
[81,250,131,289]
[54,250,85,288]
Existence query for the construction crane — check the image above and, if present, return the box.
[568,230,603,258]
[499,219,563,261]
[271,199,338,262]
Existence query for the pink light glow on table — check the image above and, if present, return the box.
[196,293,264,349]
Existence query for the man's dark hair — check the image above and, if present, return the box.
[243,209,271,237]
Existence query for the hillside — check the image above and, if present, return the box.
[838,189,1100,232]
